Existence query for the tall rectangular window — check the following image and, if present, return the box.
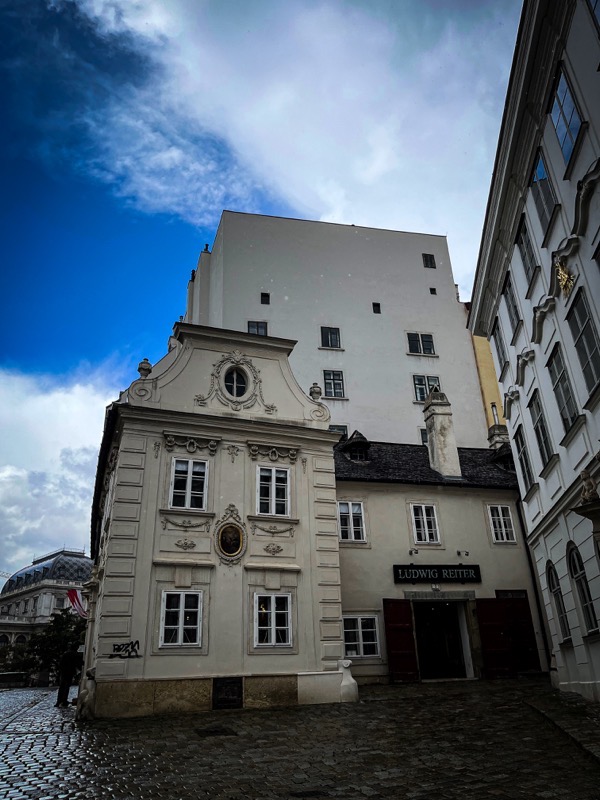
[531,152,557,233]
[514,426,534,493]
[343,616,379,657]
[248,321,268,336]
[160,591,202,646]
[257,467,289,516]
[488,506,516,543]
[411,504,439,543]
[422,253,436,269]
[413,375,440,402]
[567,291,600,393]
[170,459,207,510]
[407,333,435,355]
[321,327,341,348]
[503,274,521,335]
[254,593,291,646]
[492,320,508,373]
[529,390,553,467]
[548,345,579,431]
[338,502,365,541]
[551,70,582,164]
[323,370,345,398]
[516,220,537,284]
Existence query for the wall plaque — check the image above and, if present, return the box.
[393,564,481,584]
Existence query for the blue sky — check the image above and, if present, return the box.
[0,0,521,576]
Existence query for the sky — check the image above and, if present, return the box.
[0,0,522,577]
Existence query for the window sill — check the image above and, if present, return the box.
[339,540,371,548]
[412,542,443,548]
[510,320,524,346]
[160,508,215,518]
[558,637,573,649]
[318,347,345,352]
[582,629,600,644]
[492,539,518,546]
[406,352,439,358]
[323,396,349,401]
[522,482,540,503]
[562,121,588,181]
[525,265,541,300]
[583,381,600,412]
[247,514,299,524]
[540,453,560,480]
[541,205,561,249]
[559,414,586,448]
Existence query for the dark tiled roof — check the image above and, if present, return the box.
[1,551,93,595]
[334,441,518,490]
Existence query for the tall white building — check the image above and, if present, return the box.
[185,212,489,448]
[469,0,600,700]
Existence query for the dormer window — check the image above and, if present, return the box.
[338,430,370,462]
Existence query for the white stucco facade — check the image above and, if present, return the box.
[469,0,600,700]
[185,212,489,448]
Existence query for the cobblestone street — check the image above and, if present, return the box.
[3,677,600,800]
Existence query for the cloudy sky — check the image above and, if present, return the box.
[0,0,521,577]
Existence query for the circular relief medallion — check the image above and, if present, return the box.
[218,524,243,558]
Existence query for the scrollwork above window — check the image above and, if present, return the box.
[503,387,520,420]
[194,350,277,414]
[163,432,220,456]
[531,297,555,344]
[247,443,300,464]
[515,349,535,387]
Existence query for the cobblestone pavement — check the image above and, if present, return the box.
[3,678,600,800]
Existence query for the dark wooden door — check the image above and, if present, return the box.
[383,599,419,683]
[476,597,540,678]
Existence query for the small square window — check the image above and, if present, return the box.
[429,288,437,295]
[324,370,345,398]
[321,327,341,348]
[328,424,348,437]
[248,321,268,336]
[372,302,381,314]
[260,293,270,305]
[413,375,440,402]
[422,253,436,269]
[407,333,435,355]
[343,616,379,658]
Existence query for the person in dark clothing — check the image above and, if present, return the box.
[55,648,82,708]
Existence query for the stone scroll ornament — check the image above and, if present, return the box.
[194,350,277,414]
[214,504,248,566]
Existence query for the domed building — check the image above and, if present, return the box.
[0,549,93,649]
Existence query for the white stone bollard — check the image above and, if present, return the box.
[337,658,358,703]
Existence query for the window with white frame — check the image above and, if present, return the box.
[411,504,439,544]
[547,345,579,431]
[530,152,557,233]
[568,546,598,634]
[323,370,345,398]
[254,593,291,646]
[529,390,553,467]
[488,505,516,543]
[550,69,582,164]
[413,375,440,402]
[567,291,600,394]
[343,616,379,657]
[516,219,537,284]
[407,332,435,355]
[170,459,207,510]
[257,467,290,516]
[503,274,521,335]
[338,502,365,541]
[321,327,341,348]
[514,426,534,493]
[492,319,508,373]
[547,562,571,641]
[160,591,202,646]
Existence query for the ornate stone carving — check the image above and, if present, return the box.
[554,258,575,298]
[251,520,296,537]
[503,387,520,420]
[531,296,555,344]
[163,433,219,456]
[309,383,322,400]
[174,538,197,550]
[160,516,211,532]
[515,349,535,387]
[214,505,247,565]
[137,358,152,378]
[153,441,161,459]
[310,404,330,422]
[264,543,283,555]
[580,470,599,504]
[247,443,299,463]
[301,457,307,474]
[227,444,240,463]
[194,350,277,414]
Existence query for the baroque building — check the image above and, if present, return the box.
[468,0,600,699]
[81,213,549,718]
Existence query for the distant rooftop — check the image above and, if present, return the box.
[1,549,93,595]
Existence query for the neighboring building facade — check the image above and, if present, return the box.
[0,550,93,648]
[469,0,600,699]
[185,212,490,449]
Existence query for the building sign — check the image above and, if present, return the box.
[393,564,481,584]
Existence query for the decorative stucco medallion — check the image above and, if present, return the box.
[264,543,283,556]
[194,350,277,414]
[175,538,197,550]
[218,525,243,558]
[214,505,248,565]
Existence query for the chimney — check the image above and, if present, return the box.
[424,391,462,477]
[488,424,509,450]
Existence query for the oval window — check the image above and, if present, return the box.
[224,368,247,397]
[218,525,243,557]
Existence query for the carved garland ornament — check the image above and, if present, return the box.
[160,517,211,532]
[264,543,283,556]
[194,350,277,414]
[251,521,296,538]
[247,443,299,464]
[163,433,218,456]
[214,504,248,566]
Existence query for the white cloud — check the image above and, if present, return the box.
[59,0,520,295]
[0,368,121,575]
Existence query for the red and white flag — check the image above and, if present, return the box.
[67,589,88,619]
